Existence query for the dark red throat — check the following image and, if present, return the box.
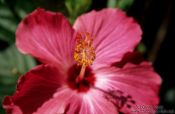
[67,65,96,93]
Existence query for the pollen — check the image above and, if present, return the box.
[74,32,96,66]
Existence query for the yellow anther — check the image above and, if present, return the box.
[74,32,96,66]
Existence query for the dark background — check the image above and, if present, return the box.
[128,0,175,111]
[0,0,174,113]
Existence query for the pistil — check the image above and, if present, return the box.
[79,63,86,79]
[73,32,96,80]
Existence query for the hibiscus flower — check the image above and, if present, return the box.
[3,8,161,114]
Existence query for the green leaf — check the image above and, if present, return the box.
[107,0,134,11]
[16,0,69,18]
[14,0,37,18]
[0,45,36,85]
[0,0,5,4]
[65,0,92,23]
[165,89,175,104]
[0,25,15,44]
[137,43,147,54]
[107,0,117,8]
[0,3,18,43]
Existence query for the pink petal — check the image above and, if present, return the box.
[79,89,119,114]
[74,8,142,66]
[35,87,118,114]
[95,62,162,114]
[34,88,82,114]
[3,64,65,114]
[16,8,75,70]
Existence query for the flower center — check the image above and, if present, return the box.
[67,65,95,92]
[73,32,96,80]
